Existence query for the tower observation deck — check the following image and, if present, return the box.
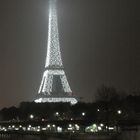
[35,0,77,105]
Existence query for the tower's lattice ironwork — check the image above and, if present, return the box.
[35,0,77,104]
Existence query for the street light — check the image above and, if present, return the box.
[29,114,34,119]
[117,110,122,114]
[55,112,59,116]
[98,126,102,131]
[47,124,50,128]
[100,123,104,127]
[69,124,72,128]
[82,112,86,116]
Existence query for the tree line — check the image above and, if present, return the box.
[0,85,140,126]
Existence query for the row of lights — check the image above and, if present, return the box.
[29,112,86,120]
[0,124,59,132]
[97,109,122,115]
[0,123,116,133]
[30,109,121,119]
[0,123,80,133]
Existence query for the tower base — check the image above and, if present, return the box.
[34,97,78,105]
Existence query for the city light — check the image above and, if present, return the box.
[69,124,72,127]
[47,124,50,128]
[12,125,15,128]
[117,110,122,114]
[55,112,59,116]
[68,127,73,130]
[0,122,117,134]
[75,124,80,130]
[19,125,22,128]
[100,124,104,127]
[98,126,102,131]
[82,112,86,116]
[28,125,31,128]
[29,114,34,119]
[57,126,62,133]
[52,124,56,127]
[85,124,98,132]
[27,127,31,131]
[42,128,47,131]
[108,127,114,130]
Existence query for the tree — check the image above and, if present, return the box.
[95,85,120,102]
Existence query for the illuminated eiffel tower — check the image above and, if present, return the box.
[35,0,77,104]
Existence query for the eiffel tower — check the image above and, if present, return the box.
[35,0,77,105]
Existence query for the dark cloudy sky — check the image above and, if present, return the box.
[0,0,140,108]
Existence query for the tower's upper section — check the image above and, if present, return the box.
[45,0,63,68]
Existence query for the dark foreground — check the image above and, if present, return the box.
[0,132,119,140]
[0,132,140,140]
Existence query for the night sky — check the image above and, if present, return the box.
[0,0,140,108]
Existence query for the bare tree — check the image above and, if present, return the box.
[95,85,120,102]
